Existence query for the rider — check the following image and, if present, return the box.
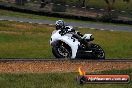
[55,20,83,41]
[55,20,65,31]
[55,20,89,50]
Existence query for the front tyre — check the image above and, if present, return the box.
[91,44,105,59]
[52,41,72,59]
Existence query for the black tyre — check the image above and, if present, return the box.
[52,41,72,59]
[91,44,105,59]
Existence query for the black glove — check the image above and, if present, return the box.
[59,29,68,36]
[76,31,83,37]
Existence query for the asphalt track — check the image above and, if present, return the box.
[0,16,132,32]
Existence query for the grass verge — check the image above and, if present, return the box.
[0,69,131,88]
[0,21,131,59]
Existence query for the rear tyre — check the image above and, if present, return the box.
[91,44,105,59]
[52,41,72,59]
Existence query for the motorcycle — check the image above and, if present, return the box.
[50,26,105,59]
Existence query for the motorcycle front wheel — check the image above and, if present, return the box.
[90,44,105,59]
[52,41,72,59]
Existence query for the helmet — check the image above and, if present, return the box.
[55,20,65,30]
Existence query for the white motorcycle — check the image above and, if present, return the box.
[50,26,105,59]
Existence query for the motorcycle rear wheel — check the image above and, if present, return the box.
[90,44,105,59]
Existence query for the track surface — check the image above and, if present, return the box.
[0,16,132,32]
[0,16,132,73]
[0,59,132,73]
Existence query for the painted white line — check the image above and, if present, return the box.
[29,22,32,24]
[57,4,61,5]
[49,24,53,26]
[50,3,54,5]
[100,29,105,31]
[121,11,125,13]
[9,20,13,21]
[78,27,83,28]
[90,8,94,10]
[110,30,114,31]
[65,5,69,7]
[111,10,115,12]
[100,9,104,11]
[82,7,85,9]
[38,23,43,25]
[72,6,76,8]
[19,21,23,22]
[90,28,96,30]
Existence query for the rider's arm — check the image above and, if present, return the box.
[59,27,69,35]
[65,26,75,32]
[76,31,83,37]
[60,27,74,35]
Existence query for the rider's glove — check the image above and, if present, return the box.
[76,31,83,37]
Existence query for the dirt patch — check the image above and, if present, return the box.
[0,60,132,73]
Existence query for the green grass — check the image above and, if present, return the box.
[0,21,54,58]
[0,69,131,88]
[0,21,132,59]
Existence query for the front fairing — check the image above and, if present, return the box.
[50,29,80,58]
[50,30,61,45]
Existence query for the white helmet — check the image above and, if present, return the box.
[55,20,65,30]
